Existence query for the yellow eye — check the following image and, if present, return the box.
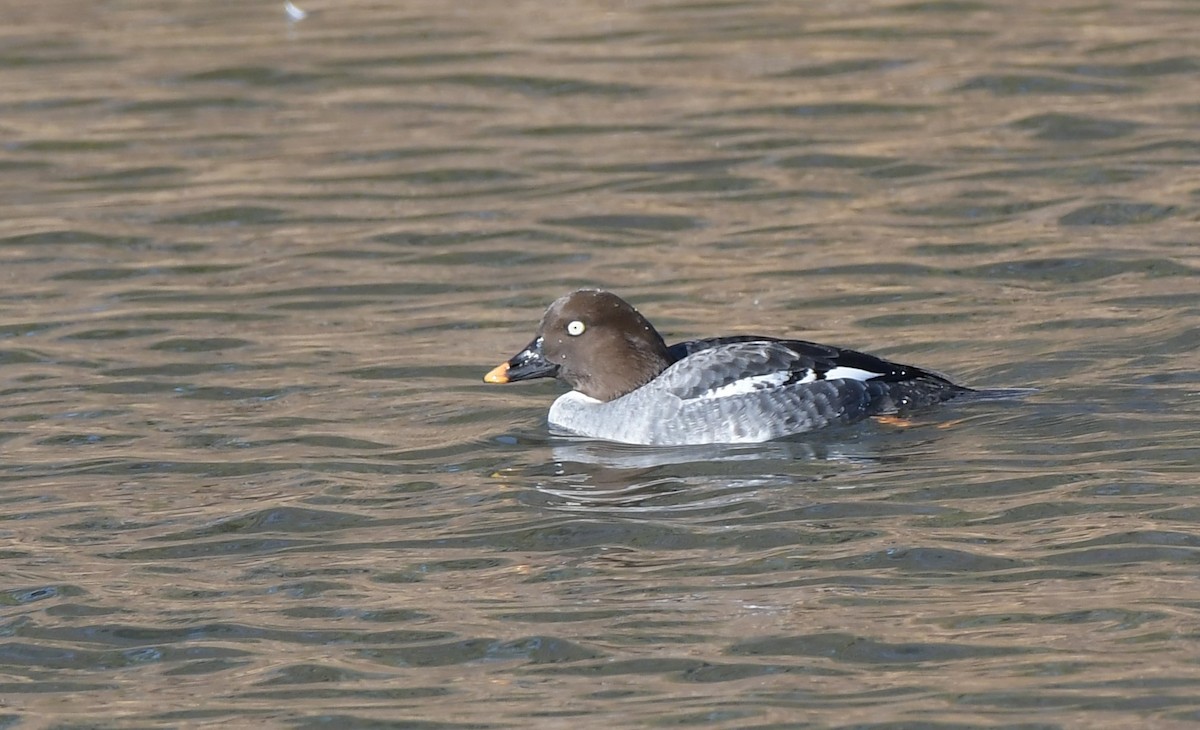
[566,320,586,336]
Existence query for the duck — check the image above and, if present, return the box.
[484,289,978,446]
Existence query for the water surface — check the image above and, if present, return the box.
[1,0,1199,727]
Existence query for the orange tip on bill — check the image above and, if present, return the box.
[483,362,510,384]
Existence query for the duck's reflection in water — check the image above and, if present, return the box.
[525,431,904,514]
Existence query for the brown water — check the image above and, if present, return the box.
[2,0,1199,727]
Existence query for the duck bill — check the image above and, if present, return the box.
[484,337,560,384]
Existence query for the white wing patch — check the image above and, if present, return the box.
[824,365,883,382]
[698,371,802,400]
[692,363,884,402]
[790,370,818,386]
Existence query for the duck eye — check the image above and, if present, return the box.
[566,320,586,336]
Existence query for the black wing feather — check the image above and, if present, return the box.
[650,337,971,431]
[667,336,954,386]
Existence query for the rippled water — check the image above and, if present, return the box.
[2,0,1198,727]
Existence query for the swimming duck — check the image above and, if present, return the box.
[484,289,976,445]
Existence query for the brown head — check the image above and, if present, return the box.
[483,289,672,401]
